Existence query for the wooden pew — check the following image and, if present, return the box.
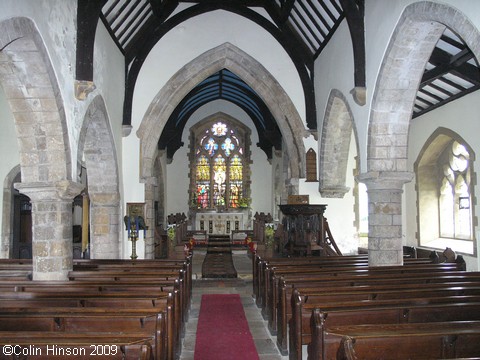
[267,264,471,336]
[252,253,438,304]
[0,291,179,359]
[67,269,188,323]
[325,321,480,360]
[0,308,165,360]
[258,258,457,313]
[0,332,153,360]
[0,258,191,359]
[274,271,480,347]
[290,294,480,360]
[253,254,369,303]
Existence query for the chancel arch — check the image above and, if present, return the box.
[363,1,480,266]
[77,95,121,259]
[137,42,306,185]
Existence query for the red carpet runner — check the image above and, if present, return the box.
[194,294,259,360]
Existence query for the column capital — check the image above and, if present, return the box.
[14,180,84,201]
[357,171,414,190]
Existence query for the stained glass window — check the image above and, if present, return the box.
[221,138,235,157]
[190,117,250,209]
[196,156,210,208]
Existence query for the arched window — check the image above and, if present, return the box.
[439,141,472,240]
[190,116,250,210]
[416,130,476,254]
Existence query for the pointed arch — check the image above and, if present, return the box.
[415,127,476,255]
[320,89,358,198]
[78,95,120,259]
[137,42,306,181]
[0,17,71,183]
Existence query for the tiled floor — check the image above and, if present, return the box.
[179,249,289,360]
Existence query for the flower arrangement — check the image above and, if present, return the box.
[244,236,256,254]
[184,238,196,254]
[167,226,176,244]
[265,224,275,248]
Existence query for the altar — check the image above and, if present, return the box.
[192,210,250,235]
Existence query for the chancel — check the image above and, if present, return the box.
[1,1,480,359]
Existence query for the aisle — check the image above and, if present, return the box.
[201,235,238,278]
[179,250,288,360]
[194,294,258,359]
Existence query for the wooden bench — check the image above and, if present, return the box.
[252,253,440,303]
[0,257,193,360]
[66,269,188,321]
[0,290,179,359]
[0,332,154,360]
[291,294,480,360]
[274,271,480,346]
[325,321,480,360]
[257,257,455,311]
[0,308,165,359]
[267,264,471,335]
[253,254,369,302]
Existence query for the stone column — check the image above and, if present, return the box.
[89,192,120,259]
[358,171,413,266]
[143,177,156,259]
[15,181,84,281]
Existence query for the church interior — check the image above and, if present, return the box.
[1,0,480,359]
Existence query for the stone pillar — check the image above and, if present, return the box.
[143,177,156,259]
[358,171,413,266]
[89,193,120,259]
[15,181,84,281]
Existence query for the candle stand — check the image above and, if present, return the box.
[129,229,138,260]
[124,214,147,260]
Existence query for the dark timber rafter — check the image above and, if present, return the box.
[76,0,108,82]
[122,1,319,129]
[338,0,366,105]
[76,1,366,128]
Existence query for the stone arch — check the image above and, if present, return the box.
[368,1,480,173]
[137,42,306,182]
[0,17,81,280]
[363,1,480,266]
[78,95,120,259]
[0,17,71,183]
[1,165,21,258]
[319,89,358,198]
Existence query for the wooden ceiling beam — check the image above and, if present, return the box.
[338,0,366,102]
[76,0,109,82]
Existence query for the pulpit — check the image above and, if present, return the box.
[279,204,327,256]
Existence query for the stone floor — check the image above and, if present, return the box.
[179,249,289,360]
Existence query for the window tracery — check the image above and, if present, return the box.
[190,117,250,210]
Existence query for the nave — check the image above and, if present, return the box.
[179,250,287,360]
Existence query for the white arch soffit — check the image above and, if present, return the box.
[78,95,120,196]
[368,1,480,173]
[320,89,359,197]
[0,17,71,181]
[136,42,306,180]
